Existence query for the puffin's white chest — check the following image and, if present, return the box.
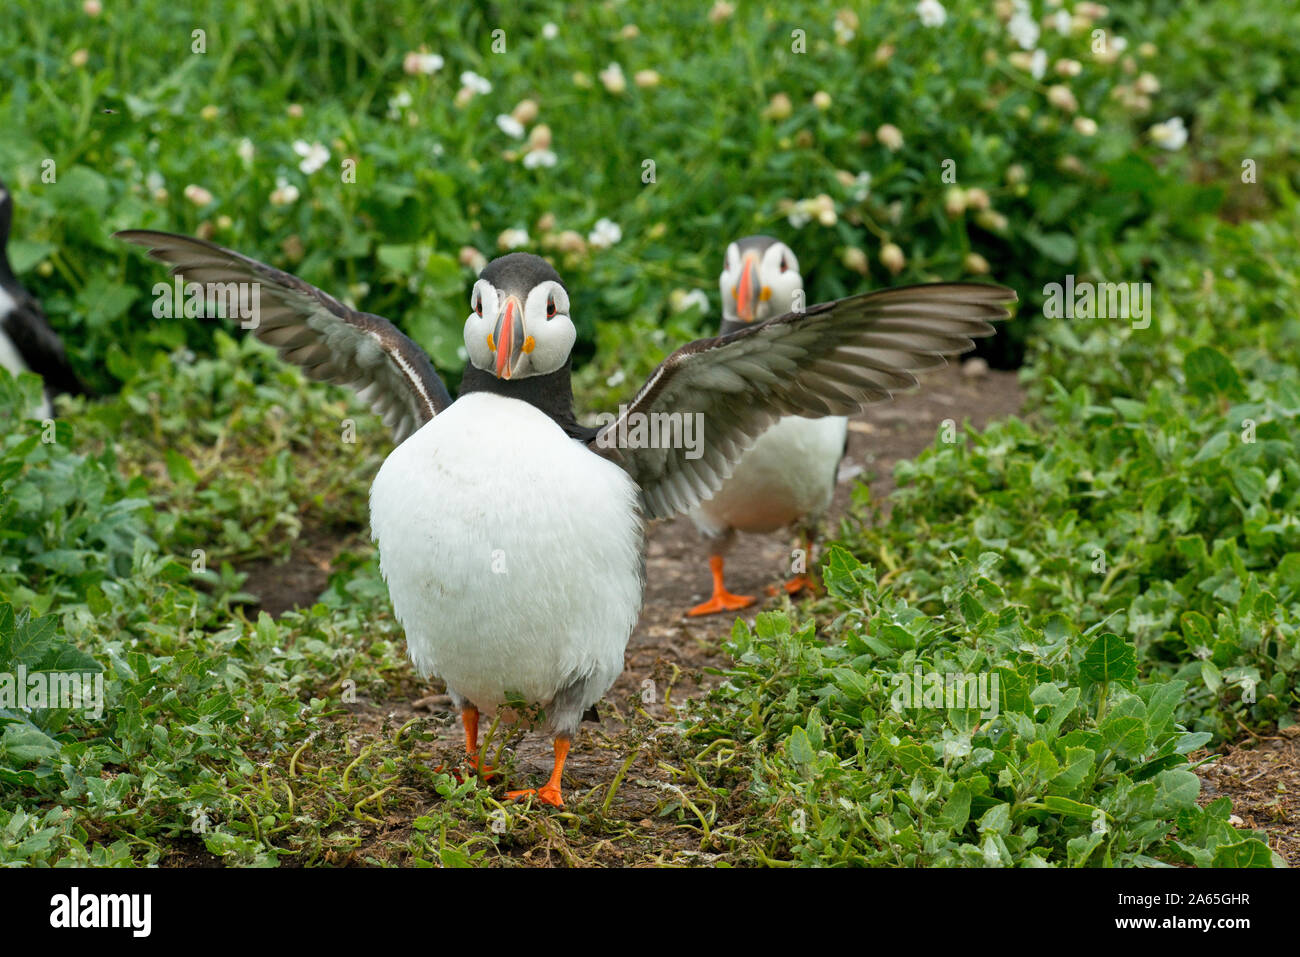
[369,392,642,713]
[692,414,847,535]
[0,285,28,379]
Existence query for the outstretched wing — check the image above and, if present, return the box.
[116,230,452,444]
[593,282,1017,520]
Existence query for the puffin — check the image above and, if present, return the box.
[0,178,90,419]
[117,228,1016,806]
[686,236,849,615]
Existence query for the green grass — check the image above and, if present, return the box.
[2,0,1299,866]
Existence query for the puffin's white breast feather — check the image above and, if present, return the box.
[692,414,847,535]
[370,392,643,715]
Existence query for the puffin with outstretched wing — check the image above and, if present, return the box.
[118,228,1016,806]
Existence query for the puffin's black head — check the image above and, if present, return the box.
[464,252,574,380]
[720,234,803,324]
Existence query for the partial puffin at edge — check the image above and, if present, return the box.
[0,178,91,420]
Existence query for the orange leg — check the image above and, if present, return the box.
[506,737,570,807]
[461,707,496,779]
[687,554,756,616]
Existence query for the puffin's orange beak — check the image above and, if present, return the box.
[734,253,761,322]
[493,296,525,379]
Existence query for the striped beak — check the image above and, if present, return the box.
[734,253,762,322]
[492,295,526,379]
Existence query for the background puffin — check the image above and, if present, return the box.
[118,229,1016,806]
[0,178,90,419]
[686,235,848,615]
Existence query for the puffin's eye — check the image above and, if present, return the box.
[546,293,556,319]
[474,294,483,317]
[779,257,789,273]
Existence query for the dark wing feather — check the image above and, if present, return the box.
[115,229,451,444]
[592,282,1017,520]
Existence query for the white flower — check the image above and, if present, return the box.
[669,289,710,314]
[1149,116,1187,150]
[496,114,525,138]
[1135,72,1160,95]
[542,22,559,40]
[1031,48,1048,79]
[1008,11,1040,49]
[1073,116,1098,136]
[1047,84,1078,112]
[852,171,872,202]
[292,140,329,175]
[522,148,557,169]
[1053,9,1072,35]
[387,90,413,120]
[236,138,255,164]
[787,204,812,229]
[679,289,710,313]
[588,218,622,248]
[833,10,857,43]
[269,177,299,206]
[880,242,906,275]
[403,51,444,75]
[511,99,539,124]
[916,0,946,28]
[599,62,626,94]
[876,123,904,151]
[460,71,492,95]
[458,246,487,273]
[145,171,165,192]
[183,184,213,206]
[498,228,530,250]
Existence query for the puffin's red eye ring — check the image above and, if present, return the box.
[546,294,557,319]
[474,296,483,317]
[779,258,789,273]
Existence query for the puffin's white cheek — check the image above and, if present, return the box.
[464,315,493,370]
[774,275,804,313]
[529,317,576,374]
[720,274,737,317]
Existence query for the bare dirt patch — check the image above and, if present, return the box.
[1198,723,1300,865]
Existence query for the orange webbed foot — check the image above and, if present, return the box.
[687,590,756,616]
[687,554,754,616]
[766,574,817,597]
[505,785,564,807]
[506,738,569,807]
